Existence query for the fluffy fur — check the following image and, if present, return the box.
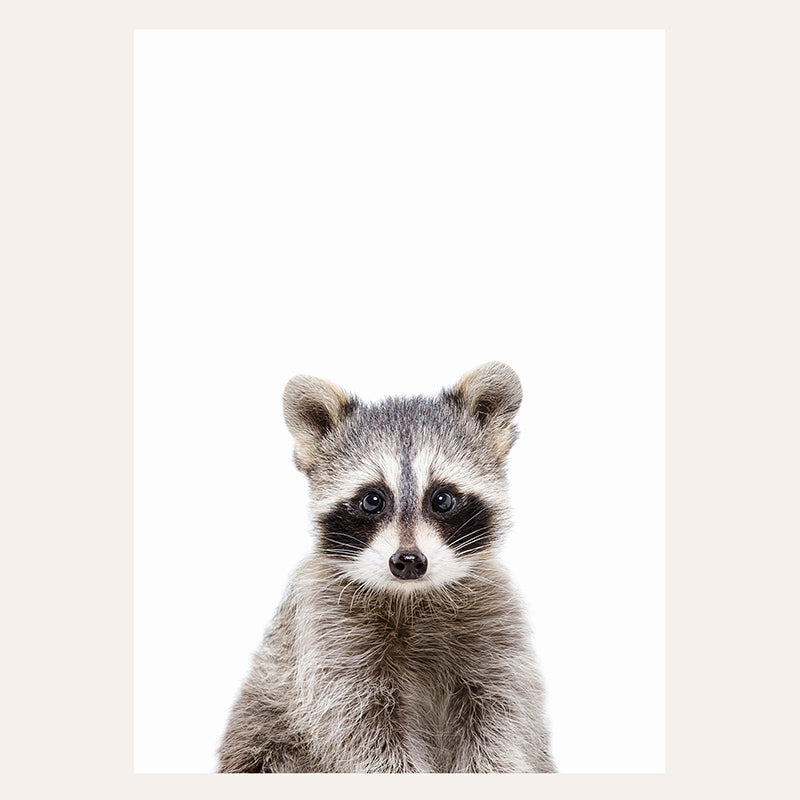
[218,363,555,773]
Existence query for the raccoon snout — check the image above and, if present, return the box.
[388,550,428,580]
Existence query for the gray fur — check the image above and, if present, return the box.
[218,363,555,773]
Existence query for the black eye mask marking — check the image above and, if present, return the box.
[317,484,394,559]
[424,484,496,556]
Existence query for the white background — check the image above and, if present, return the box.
[134,29,664,773]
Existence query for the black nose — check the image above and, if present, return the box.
[389,550,428,580]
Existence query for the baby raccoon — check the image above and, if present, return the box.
[218,362,555,773]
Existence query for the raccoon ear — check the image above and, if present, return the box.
[450,362,523,453]
[283,375,354,470]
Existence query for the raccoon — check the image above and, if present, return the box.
[217,362,555,773]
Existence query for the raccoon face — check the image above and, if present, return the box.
[283,363,522,594]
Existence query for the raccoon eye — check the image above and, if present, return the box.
[360,491,385,514]
[431,490,455,514]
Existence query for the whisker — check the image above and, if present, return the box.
[446,508,487,538]
[336,576,361,606]
[322,531,368,545]
[448,526,494,551]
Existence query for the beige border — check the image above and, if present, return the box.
[3,0,797,798]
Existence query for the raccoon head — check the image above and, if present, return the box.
[283,362,523,594]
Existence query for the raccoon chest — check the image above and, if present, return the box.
[353,627,472,767]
